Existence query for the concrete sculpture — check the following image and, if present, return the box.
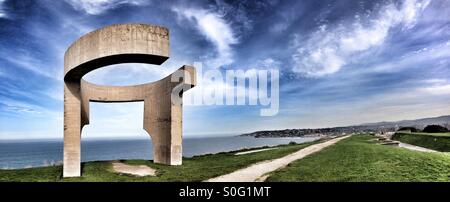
[63,24,196,177]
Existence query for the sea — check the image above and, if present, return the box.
[0,135,319,169]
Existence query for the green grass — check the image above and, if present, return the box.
[406,132,450,137]
[266,135,450,182]
[0,140,319,182]
[392,132,450,151]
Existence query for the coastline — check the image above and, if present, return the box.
[0,136,320,170]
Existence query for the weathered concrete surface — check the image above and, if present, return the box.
[63,24,195,177]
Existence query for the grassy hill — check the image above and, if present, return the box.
[266,135,450,182]
[3,135,450,182]
[0,140,318,182]
[392,132,450,151]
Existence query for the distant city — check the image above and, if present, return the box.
[241,115,450,138]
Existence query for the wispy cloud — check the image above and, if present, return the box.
[292,0,431,77]
[419,81,450,95]
[83,63,173,86]
[0,0,7,18]
[5,105,41,114]
[0,98,43,115]
[65,0,149,15]
[0,49,61,80]
[370,40,450,73]
[82,102,148,138]
[172,6,238,68]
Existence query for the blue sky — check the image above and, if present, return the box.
[0,0,450,139]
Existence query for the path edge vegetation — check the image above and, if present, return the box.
[265,135,450,182]
[392,132,450,152]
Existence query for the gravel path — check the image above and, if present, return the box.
[234,148,277,155]
[206,135,350,182]
[398,142,437,152]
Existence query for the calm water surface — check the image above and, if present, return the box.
[0,136,318,169]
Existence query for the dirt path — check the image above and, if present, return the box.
[206,135,350,182]
[111,161,156,177]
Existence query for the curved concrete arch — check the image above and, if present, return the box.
[63,24,196,177]
[64,24,169,81]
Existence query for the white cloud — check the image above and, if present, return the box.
[293,45,345,76]
[0,0,7,18]
[293,0,431,77]
[258,58,281,69]
[65,0,148,15]
[422,79,447,84]
[419,84,450,95]
[172,6,238,68]
[401,0,431,29]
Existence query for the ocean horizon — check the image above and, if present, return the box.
[0,135,319,169]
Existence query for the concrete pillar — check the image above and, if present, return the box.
[63,82,81,177]
[143,81,183,165]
